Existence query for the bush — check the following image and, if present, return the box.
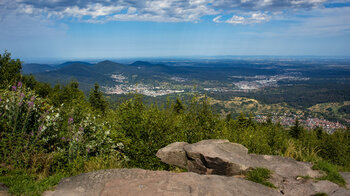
[246,167,276,188]
[312,160,346,186]
[0,85,126,175]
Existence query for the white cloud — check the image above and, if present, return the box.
[0,0,331,24]
[61,4,124,18]
[213,15,222,23]
[287,6,350,36]
[224,12,271,24]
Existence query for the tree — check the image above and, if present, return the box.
[289,118,303,139]
[89,83,108,114]
[173,97,184,114]
[226,112,232,122]
[0,51,22,89]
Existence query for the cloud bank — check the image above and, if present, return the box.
[0,0,333,24]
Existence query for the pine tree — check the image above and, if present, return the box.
[89,83,108,114]
[173,97,184,114]
[290,118,303,139]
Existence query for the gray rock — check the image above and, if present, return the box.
[45,168,280,196]
[0,183,9,196]
[183,139,253,175]
[251,154,320,178]
[156,142,189,168]
[330,187,350,196]
[340,172,350,189]
[157,139,320,178]
[156,140,350,196]
[275,179,350,196]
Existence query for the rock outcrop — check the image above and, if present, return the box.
[44,139,350,196]
[341,172,350,189]
[44,168,280,196]
[157,139,350,196]
[157,139,320,178]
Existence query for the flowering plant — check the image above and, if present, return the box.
[0,85,125,169]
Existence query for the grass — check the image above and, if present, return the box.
[0,155,125,195]
[312,160,346,186]
[0,168,66,196]
[245,167,276,188]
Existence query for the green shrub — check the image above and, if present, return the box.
[0,85,126,175]
[246,167,276,188]
[312,160,346,186]
[0,168,66,196]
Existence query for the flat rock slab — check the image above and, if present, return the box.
[45,168,280,196]
[340,172,350,189]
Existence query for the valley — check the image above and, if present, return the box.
[23,57,350,129]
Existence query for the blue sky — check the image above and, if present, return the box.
[1,0,350,61]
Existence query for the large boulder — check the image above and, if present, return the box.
[157,140,350,196]
[45,168,280,196]
[156,142,189,168]
[183,139,253,175]
[157,139,320,178]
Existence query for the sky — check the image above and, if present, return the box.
[1,0,350,61]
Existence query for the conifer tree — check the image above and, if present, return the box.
[89,83,108,114]
[173,97,184,113]
[290,118,303,139]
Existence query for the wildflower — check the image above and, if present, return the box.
[20,93,25,99]
[61,137,66,141]
[18,102,23,106]
[17,82,22,88]
[30,96,35,101]
[28,101,34,107]
[79,127,84,131]
[68,117,74,124]
[87,148,90,153]
[38,125,43,132]
[12,86,16,91]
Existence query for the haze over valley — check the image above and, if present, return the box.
[22,57,350,132]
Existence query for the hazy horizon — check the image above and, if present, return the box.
[16,54,350,65]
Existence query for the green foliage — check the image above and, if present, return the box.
[246,167,276,188]
[0,168,65,196]
[289,118,305,139]
[22,75,52,98]
[0,86,60,169]
[317,129,350,168]
[173,97,184,113]
[0,51,22,89]
[312,160,346,186]
[225,114,288,155]
[89,83,108,114]
[0,81,126,175]
[338,105,350,114]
